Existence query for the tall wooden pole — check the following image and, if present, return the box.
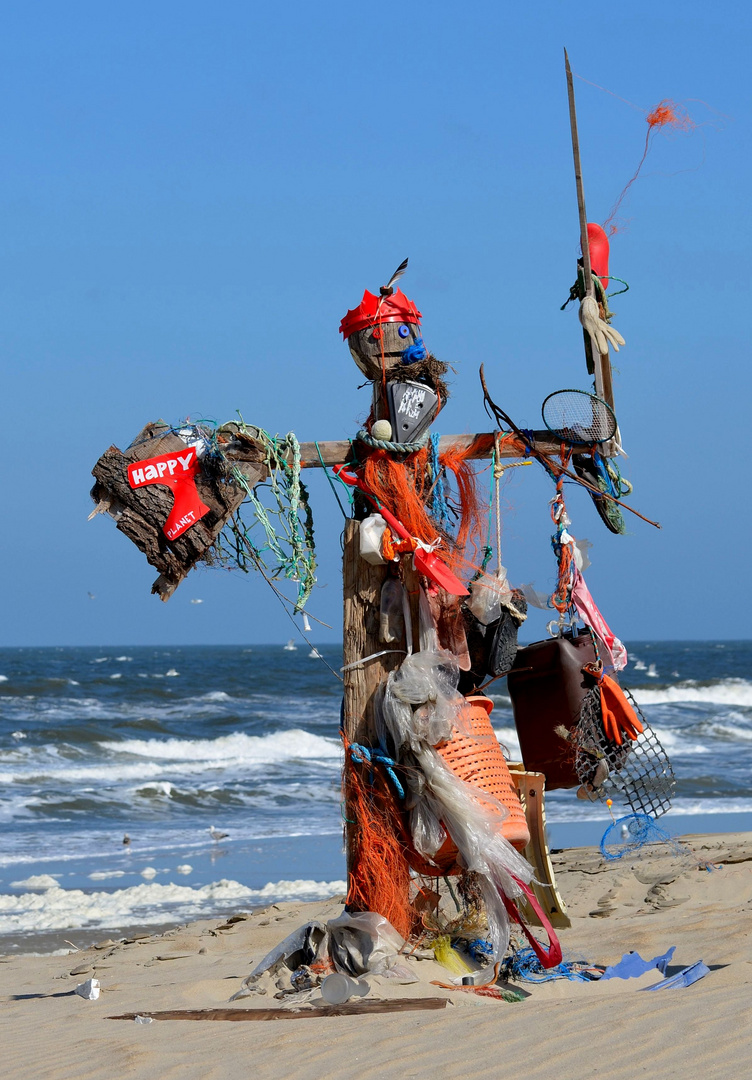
[564,48,594,301]
[564,47,616,418]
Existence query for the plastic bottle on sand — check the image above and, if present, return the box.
[320,973,370,1005]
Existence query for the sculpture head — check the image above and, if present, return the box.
[340,287,423,381]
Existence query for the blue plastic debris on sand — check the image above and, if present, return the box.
[600,946,676,981]
[642,961,710,991]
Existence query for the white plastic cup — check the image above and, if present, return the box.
[320,973,370,1005]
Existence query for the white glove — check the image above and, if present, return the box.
[579,295,626,355]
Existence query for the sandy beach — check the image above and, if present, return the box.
[2,829,750,1080]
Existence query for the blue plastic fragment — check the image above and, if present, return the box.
[642,961,710,991]
[600,946,676,981]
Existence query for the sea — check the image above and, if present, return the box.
[1,640,750,953]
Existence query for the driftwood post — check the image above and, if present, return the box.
[341,519,405,881]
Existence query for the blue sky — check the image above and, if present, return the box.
[1,1,749,646]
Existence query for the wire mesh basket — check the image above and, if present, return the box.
[573,686,675,817]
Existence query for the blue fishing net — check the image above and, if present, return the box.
[599,813,689,861]
[502,946,599,983]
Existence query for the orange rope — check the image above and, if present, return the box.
[343,739,414,939]
[438,443,485,571]
[550,445,574,614]
[363,448,442,551]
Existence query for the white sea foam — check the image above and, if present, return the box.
[648,729,709,755]
[10,874,60,889]
[632,679,752,708]
[100,729,341,765]
[700,720,752,743]
[0,877,347,934]
[493,727,522,760]
[137,782,175,796]
[0,675,8,682]
[0,730,342,787]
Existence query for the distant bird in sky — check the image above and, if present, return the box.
[123,834,131,846]
[87,592,96,600]
[190,598,203,604]
[208,825,229,843]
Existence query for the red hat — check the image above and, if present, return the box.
[339,288,422,339]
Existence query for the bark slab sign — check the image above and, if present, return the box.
[90,421,267,601]
[127,446,210,541]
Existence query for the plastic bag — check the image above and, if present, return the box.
[410,797,447,857]
[518,582,551,610]
[380,649,463,753]
[466,568,512,626]
[327,911,404,976]
[359,514,387,565]
[379,578,405,644]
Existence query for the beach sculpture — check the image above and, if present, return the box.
[89,53,678,990]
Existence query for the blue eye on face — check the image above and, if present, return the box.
[398,324,411,338]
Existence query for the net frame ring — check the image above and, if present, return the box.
[541,389,618,447]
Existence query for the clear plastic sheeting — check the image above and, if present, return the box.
[409,796,447,857]
[379,578,405,644]
[413,745,535,966]
[518,583,552,611]
[380,649,464,753]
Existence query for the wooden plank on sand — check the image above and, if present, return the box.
[107,998,449,1021]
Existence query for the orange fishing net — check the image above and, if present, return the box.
[438,443,484,571]
[363,447,440,550]
[343,743,414,940]
[361,440,488,574]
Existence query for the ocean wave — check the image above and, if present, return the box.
[0,729,341,786]
[0,877,346,934]
[99,729,341,764]
[631,679,752,708]
[543,795,752,823]
[0,690,339,727]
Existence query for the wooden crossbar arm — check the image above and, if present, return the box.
[297,430,562,468]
